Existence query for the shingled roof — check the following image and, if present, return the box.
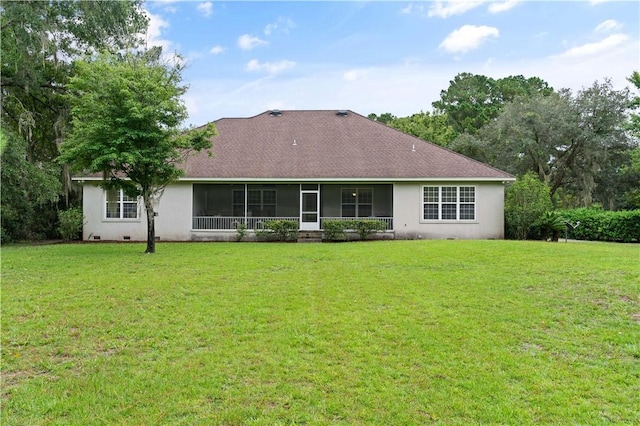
[182,110,513,181]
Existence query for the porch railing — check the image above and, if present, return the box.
[193,216,393,231]
[192,216,299,230]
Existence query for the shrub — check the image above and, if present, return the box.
[57,207,84,241]
[560,208,640,242]
[234,222,247,242]
[352,219,387,240]
[536,211,565,242]
[255,220,298,241]
[505,173,553,240]
[322,220,347,241]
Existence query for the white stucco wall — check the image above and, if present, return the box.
[393,182,506,240]
[83,181,506,241]
[82,183,193,241]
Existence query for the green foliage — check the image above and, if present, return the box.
[560,208,640,242]
[58,51,216,253]
[322,220,347,241]
[235,222,248,242]
[255,220,298,241]
[322,220,387,241]
[0,0,149,239]
[57,207,84,241]
[536,211,566,242]
[432,73,553,135]
[368,111,457,146]
[351,219,388,240]
[453,79,634,209]
[1,129,61,242]
[505,173,553,240]
[627,70,640,138]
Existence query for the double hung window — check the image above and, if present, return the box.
[247,188,276,217]
[422,186,475,221]
[106,188,138,219]
[341,188,373,217]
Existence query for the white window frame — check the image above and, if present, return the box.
[341,188,373,218]
[247,188,277,217]
[104,188,139,220]
[421,185,476,222]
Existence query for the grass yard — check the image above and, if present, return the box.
[1,240,639,425]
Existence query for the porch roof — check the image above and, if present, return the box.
[184,110,513,181]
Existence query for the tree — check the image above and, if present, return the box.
[432,73,553,135]
[619,70,640,208]
[1,128,61,242]
[367,112,397,124]
[386,111,457,147]
[451,79,634,208]
[367,111,456,146]
[504,172,553,240]
[1,1,148,239]
[59,51,216,253]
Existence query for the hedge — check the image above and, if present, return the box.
[560,209,640,243]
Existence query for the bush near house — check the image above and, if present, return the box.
[255,220,298,241]
[322,219,388,241]
[322,220,348,241]
[560,208,640,242]
[57,207,84,241]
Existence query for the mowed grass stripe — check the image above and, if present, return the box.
[2,241,639,425]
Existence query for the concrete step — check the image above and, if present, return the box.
[297,231,323,243]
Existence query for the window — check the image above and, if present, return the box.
[341,188,373,217]
[247,188,276,217]
[106,188,138,219]
[422,186,475,221]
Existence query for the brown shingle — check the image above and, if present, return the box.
[183,110,513,180]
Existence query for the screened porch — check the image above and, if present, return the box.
[191,183,393,231]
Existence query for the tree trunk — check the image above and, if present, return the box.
[144,196,155,254]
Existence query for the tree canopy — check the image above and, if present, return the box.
[432,73,553,135]
[59,51,216,253]
[0,0,149,242]
[448,79,635,208]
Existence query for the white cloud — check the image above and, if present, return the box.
[144,11,173,52]
[238,34,268,50]
[589,0,614,4]
[488,0,521,14]
[439,25,499,54]
[246,59,296,74]
[556,34,629,59]
[343,69,369,81]
[428,0,485,18]
[209,45,226,55]
[400,3,425,15]
[196,2,213,17]
[264,17,297,36]
[595,19,622,33]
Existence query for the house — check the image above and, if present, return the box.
[78,110,515,241]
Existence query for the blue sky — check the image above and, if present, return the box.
[143,0,640,127]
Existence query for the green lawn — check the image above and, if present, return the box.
[2,240,639,425]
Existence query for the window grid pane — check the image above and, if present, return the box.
[441,187,457,203]
[358,189,373,204]
[460,187,475,203]
[442,204,457,220]
[460,204,475,220]
[423,187,439,203]
[424,204,438,220]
